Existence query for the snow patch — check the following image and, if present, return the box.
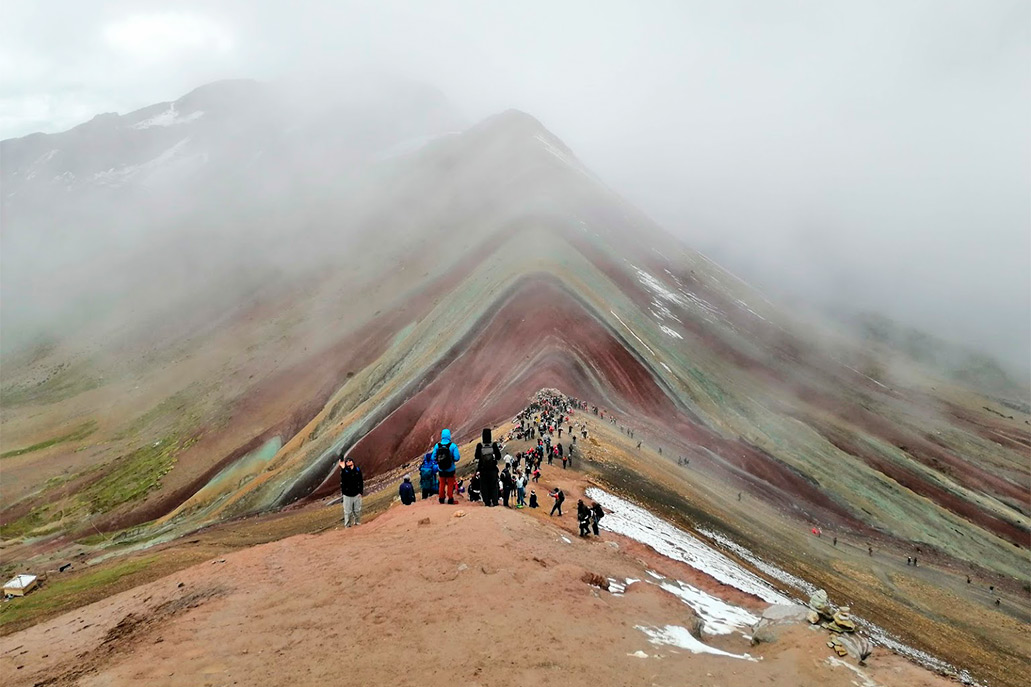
[92,137,199,187]
[659,325,683,339]
[131,104,204,129]
[697,527,817,596]
[610,311,655,356]
[660,362,673,374]
[586,488,791,605]
[636,625,756,661]
[633,265,726,324]
[657,578,759,636]
[825,656,880,687]
[535,134,580,169]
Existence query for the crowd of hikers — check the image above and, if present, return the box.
[338,390,606,538]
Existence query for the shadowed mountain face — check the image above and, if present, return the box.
[1,80,1028,590]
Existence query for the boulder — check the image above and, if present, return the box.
[750,603,810,645]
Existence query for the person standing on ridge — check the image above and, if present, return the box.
[435,429,461,504]
[338,455,364,527]
[475,428,501,507]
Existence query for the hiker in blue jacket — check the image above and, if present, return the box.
[435,428,461,504]
[419,453,439,500]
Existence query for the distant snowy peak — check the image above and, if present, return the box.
[130,104,204,130]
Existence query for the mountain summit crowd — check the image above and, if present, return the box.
[337,390,606,537]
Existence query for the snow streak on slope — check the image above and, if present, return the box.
[592,489,987,685]
[585,487,791,604]
[132,104,204,129]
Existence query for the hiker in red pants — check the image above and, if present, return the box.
[434,429,461,504]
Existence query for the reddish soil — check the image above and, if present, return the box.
[0,473,956,687]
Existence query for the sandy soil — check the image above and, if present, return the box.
[1,468,956,687]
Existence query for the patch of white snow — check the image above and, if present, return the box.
[636,625,756,661]
[131,104,204,129]
[586,488,791,604]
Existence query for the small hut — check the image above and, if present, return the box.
[3,574,38,597]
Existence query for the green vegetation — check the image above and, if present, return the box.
[0,555,157,631]
[0,505,56,539]
[0,362,101,407]
[0,436,194,540]
[0,420,98,459]
[83,437,193,512]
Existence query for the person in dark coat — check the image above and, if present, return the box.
[549,488,564,516]
[529,490,539,508]
[577,500,592,537]
[500,466,513,508]
[591,502,604,535]
[399,475,416,505]
[468,472,482,502]
[475,428,502,507]
[339,455,364,527]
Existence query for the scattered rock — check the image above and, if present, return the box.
[581,572,610,590]
[826,606,856,633]
[418,518,430,526]
[808,589,833,619]
[452,510,466,518]
[457,563,468,572]
[838,634,873,665]
[177,582,184,588]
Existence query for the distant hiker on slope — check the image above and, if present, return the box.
[435,429,461,504]
[339,455,364,527]
[529,490,539,508]
[419,452,439,500]
[399,475,416,505]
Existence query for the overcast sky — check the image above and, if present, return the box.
[3,0,1029,374]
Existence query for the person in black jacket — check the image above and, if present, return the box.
[577,500,592,537]
[500,466,513,508]
[549,488,564,516]
[339,455,364,527]
[591,502,604,536]
[399,475,416,505]
[475,428,501,507]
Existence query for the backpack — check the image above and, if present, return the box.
[435,442,454,472]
